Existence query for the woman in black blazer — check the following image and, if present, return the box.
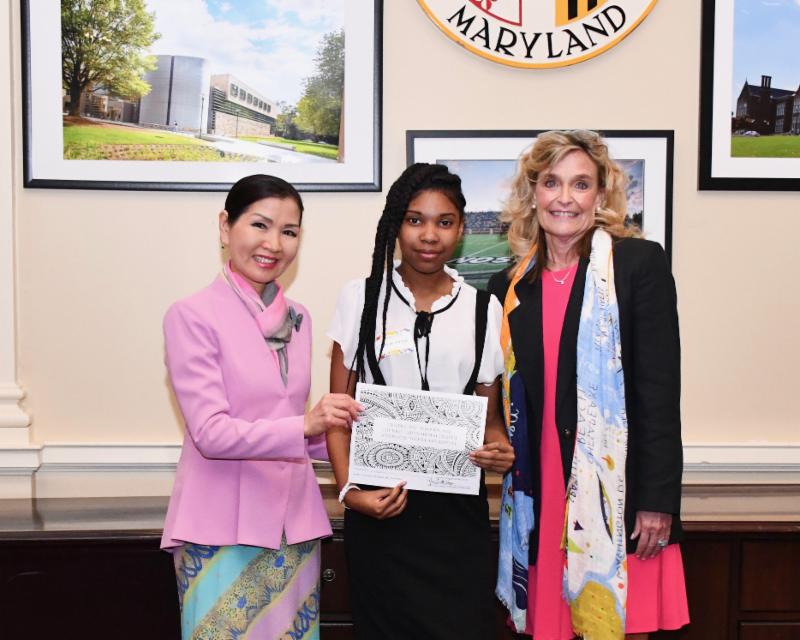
[490,130,688,640]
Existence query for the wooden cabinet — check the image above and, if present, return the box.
[319,525,800,640]
[740,541,800,612]
[738,624,800,640]
[0,497,798,640]
[0,536,181,639]
[652,529,800,640]
[320,533,354,637]
[318,533,521,640]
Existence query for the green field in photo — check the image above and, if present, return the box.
[240,136,339,160]
[731,135,800,158]
[449,232,511,289]
[63,121,258,161]
[64,122,203,146]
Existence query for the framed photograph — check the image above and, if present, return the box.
[699,0,800,191]
[21,0,382,192]
[407,130,674,289]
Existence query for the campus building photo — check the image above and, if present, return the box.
[138,55,210,132]
[735,75,800,135]
[207,74,276,138]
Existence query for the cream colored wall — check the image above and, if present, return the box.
[9,2,800,457]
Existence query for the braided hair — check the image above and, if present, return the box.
[351,163,466,384]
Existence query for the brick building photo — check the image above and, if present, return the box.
[734,74,800,135]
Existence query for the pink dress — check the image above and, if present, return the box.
[524,266,690,638]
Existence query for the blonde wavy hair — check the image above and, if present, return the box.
[501,130,641,272]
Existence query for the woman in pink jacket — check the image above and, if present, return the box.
[161,174,360,640]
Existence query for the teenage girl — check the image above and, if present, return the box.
[326,163,514,639]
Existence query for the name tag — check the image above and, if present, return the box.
[376,328,415,360]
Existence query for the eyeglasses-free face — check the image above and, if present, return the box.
[397,189,464,277]
[534,149,604,251]
[219,197,302,295]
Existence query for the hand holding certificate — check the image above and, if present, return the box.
[348,383,488,495]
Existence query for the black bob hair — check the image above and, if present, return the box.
[224,174,305,225]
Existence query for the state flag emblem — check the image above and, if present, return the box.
[417,0,659,68]
[468,0,523,26]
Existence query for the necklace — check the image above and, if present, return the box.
[550,267,573,285]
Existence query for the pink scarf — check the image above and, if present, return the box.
[222,261,302,385]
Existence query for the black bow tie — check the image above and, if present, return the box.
[414,311,435,340]
[390,279,462,392]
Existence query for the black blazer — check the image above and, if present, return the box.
[488,237,683,558]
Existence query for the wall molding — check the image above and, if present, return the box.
[0,444,39,499]
[0,0,33,499]
[33,442,800,474]
[40,443,181,470]
[684,443,800,472]
[683,443,800,484]
[0,445,41,474]
[0,385,31,430]
[8,441,797,498]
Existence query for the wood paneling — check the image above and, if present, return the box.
[739,622,800,640]
[320,623,355,639]
[741,541,800,612]
[676,538,732,639]
[0,540,180,640]
[0,497,797,640]
[320,535,352,617]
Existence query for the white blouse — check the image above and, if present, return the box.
[327,264,504,394]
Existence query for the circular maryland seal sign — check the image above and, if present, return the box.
[417,0,659,68]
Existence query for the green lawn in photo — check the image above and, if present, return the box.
[731,135,800,158]
[240,136,339,160]
[449,232,512,290]
[63,121,258,161]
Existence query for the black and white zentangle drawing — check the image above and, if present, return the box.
[348,383,488,495]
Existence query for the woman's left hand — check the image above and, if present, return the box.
[630,510,673,560]
[469,441,514,474]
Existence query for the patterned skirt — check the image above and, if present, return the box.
[173,538,321,640]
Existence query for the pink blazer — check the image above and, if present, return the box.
[161,276,330,550]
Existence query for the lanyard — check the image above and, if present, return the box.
[390,281,460,391]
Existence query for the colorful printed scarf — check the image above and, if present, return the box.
[495,241,538,633]
[222,262,303,386]
[497,229,629,638]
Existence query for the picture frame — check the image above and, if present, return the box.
[407,130,674,289]
[699,0,800,191]
[21,0,382,192]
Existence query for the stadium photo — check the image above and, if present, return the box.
[441,158,645,289]
[441,159,515,289]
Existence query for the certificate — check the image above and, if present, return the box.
[348,383,487,495]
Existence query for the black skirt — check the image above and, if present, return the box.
[344,480,495,639]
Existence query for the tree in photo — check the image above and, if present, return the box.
[62,0,159,117]
[295,29,344,143]
[274,101,301,140]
